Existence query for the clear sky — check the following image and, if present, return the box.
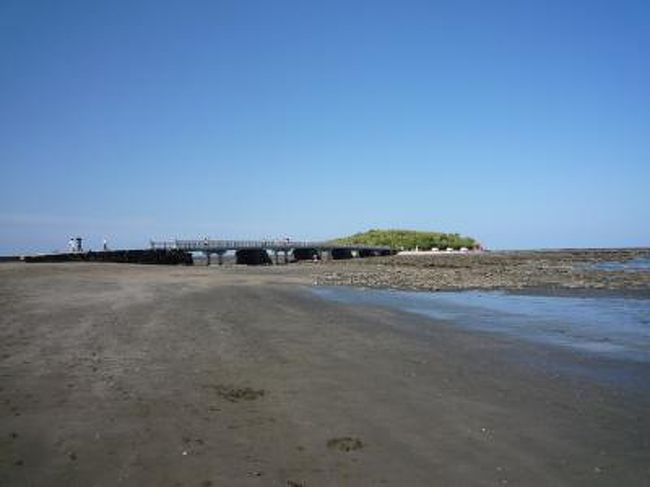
[1,0,648,253]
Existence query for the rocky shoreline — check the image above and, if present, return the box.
[310,249,650,293]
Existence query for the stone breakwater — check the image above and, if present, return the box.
[23,249,193,265]
[312,249,650,292]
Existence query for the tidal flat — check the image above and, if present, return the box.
[1,258,649,486]
[311,248,650,293]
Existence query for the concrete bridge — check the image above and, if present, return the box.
[150,239,392,265]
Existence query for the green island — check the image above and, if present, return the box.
[332,229,479,251]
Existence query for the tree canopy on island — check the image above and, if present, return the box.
[332,229,479,251]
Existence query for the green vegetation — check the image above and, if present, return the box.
[332,229,478,251]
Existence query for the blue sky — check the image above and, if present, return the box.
[1,0,648,253]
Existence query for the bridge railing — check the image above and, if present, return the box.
[150,239,391,252]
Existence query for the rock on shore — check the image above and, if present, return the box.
[311,249,650,292]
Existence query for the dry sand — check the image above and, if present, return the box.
[1,263,649,486]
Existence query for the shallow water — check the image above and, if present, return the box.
[312,287,650,364]
[592,257,650,271]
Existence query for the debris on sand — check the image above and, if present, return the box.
[207,385,266,402]
[327,436,364,452]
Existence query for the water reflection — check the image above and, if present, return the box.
[312,287,650,363]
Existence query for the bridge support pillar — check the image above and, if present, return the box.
[283,250,289,264]
[331,248,353,260]
[236,249,272,265]
[205,251,211,266]
[217,251,225,265]
[274,251,279,265]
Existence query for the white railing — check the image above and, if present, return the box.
[150,239,391,252]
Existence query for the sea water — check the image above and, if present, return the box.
[312,287,650,364]
[591,257,650,271]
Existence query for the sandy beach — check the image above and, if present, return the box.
[1,262,649,486]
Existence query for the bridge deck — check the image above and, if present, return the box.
[150,239,390,253]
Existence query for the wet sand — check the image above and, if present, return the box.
[1,263,649,486]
